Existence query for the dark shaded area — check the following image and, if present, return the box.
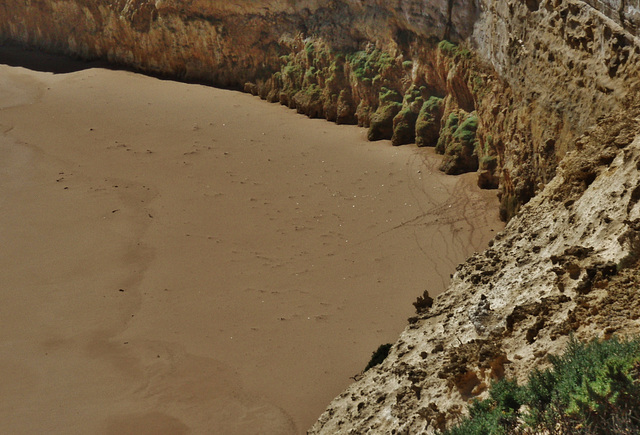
[0,42,109,74]
[364,343,393,371]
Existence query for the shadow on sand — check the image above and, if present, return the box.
[0,43,110,74]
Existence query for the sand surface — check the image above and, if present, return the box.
[0,47,502,434]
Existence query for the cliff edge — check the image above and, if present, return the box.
[310,86,640,432]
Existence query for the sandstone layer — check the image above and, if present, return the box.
[3,0,639,219]
[310,87,640,433]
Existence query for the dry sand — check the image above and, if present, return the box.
[0,47,502,434]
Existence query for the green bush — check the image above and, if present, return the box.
[423,96,443,112]
[442,336,640,435]
[435,112,460,153]
[304,41,315,55]
[438,40,472,59]
[438,40,458,55]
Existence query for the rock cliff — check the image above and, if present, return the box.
[2,1,639,218]
[2,0,640,432]
[310,86,640,433]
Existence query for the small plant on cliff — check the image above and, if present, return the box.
[441,336,640,435]
[379,87,402,104]
[347,48,393,80]
[438,40,471,60]
[413,289,433,314]
[452,113,478,145]
[423,95,443,112]
[435,112,460,154]
[304,41,315,55]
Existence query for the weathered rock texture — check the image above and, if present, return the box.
[3,0,638,220]
[3,0,640,432]
[310,86,640,433]
[474,0,640,218]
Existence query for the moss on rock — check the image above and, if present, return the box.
[391,86,423,146]
[439,111,480,175]
[368,101,403,141]
[416,96,444,147]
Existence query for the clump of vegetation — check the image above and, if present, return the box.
[365,343,393,371]
[435,112,460,154]
[304,41,315,55]
[413,289,434,314]
[442,336,640,435]
[282,63,303,89]
[452,113,478,145]
[347,48,394,80]
[416,96,444,147]
[368,102,402,140]
[391,86,424,146]
[379,86,402,104]
[438,111,480,174]
[368,87,403,140]
[438,40,471,59]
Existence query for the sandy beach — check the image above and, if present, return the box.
[0,47,502,434]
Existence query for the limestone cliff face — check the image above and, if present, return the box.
[0,0,474,85]
[2,0,638,219]
[310,87,640,432]
[3,0,640,432]
[474,0,640,217]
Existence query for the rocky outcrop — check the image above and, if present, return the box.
[310,86,640,433]
[3,0,638,221]
[474,0,640,218]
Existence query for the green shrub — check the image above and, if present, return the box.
[304,84,322,99]
[435,112,460,153]
[441,336,640,435]
[416,97,443,147]
[445,380,523,435]
[304,41,315,54]
[423,96,443,112]
[438,40,458,55]
[283,63,302,82]
[403,85,422,105]
[438,40,472,59]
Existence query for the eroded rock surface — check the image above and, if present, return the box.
[2,0,639,219]
[310,88,640,433]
